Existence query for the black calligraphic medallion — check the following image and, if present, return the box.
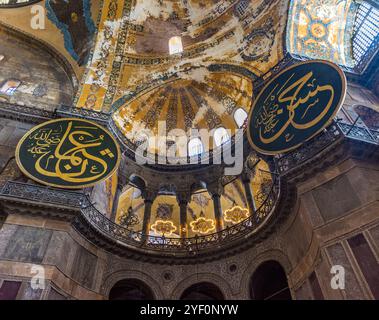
[247,60,346,155]
[16,118,121,189]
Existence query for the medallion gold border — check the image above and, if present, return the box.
[247,59,347,155]
[15,118,121,189]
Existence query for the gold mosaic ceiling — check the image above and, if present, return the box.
[0,0,360,153]
[74,0,290,150]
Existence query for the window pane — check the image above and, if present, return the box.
[169,36,183,55]
[234,108,248,128]
[188,138,204,156]
[214,127,230,147]
[353,2,379,65]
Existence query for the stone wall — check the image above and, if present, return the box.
[0,27,74,111]
[0,118,32,183]
[0,154,378,299]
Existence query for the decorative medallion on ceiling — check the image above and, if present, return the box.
[287,0,357,67]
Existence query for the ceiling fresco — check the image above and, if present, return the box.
[0,0,101,76]
[0,0,41,8]
[45,0,96,65]
[74,0,290,152]
[113,72,253,152]
[287,0,357,67]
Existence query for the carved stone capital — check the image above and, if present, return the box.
[176,191,191,205]
[142,189,156,203]
[207,182,224,198]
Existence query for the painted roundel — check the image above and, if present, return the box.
[247,60,346,155]
[16,118,121,189]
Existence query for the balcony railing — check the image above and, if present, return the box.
[80,175,279,254]
[0,181,84,208]
[0,175,280,255]
[1,120,376,255]
[277,120,379,174]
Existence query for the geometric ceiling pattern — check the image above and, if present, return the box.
[287,0,357,67]
[113,72,253,150]
[75,0,290,150]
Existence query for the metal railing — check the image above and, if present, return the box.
[277,120,379,174]
[79,175,279,253]
[0,175,280,254]
[2,120,376,254]
[0,181,84,207]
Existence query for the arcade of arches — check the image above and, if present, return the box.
[0,0,379,300]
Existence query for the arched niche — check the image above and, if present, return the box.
[0,23,76,110]
[109,278,155,300]
[180,282,225,300]
[249,260,292,300]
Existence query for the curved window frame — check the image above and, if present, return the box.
[0,0,42,8]
[169,36,183,55]
[213,127,230,147]
[188,137,204,157]
[0,79,21,96]
[233,108,248,128]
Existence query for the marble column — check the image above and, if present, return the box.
[141,190,156,243]
[177,192,190,239]
[212,193,224,233]
[208,183,224,233]
[110,184,123,222]
[242,177,256,214]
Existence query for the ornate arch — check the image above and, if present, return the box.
[239,249,293,299]
[171,273,234,300]
[101,269,165,300]
[0,21,78,94]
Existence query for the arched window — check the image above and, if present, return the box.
[169,36,183,55]
[180,282,224,300]
[109,279,155,300]
[0,79,21,95]
[352,1,379,66]
[250,260,292,300]
[213,127,230,147]
[188,137,204,156]
[234,108,248,128]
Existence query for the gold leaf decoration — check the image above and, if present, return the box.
[224,206,249,224]
[151,220,177,236]
[190,217,215,234]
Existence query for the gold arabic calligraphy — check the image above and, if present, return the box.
[255,71,335,144]
[27,121,109,184]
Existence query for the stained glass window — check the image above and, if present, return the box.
[0,79,21,95]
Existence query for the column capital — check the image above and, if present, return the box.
[177,191,191,205]
[142,189,156,203]
[241,172,251,184]
[207,183,224,198]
